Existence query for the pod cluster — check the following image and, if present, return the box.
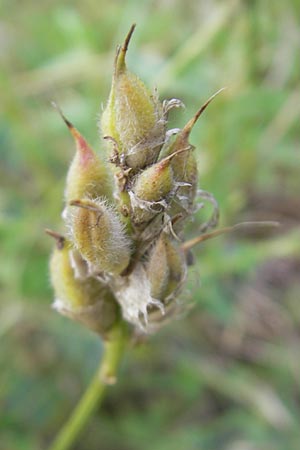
[49,25,220,337]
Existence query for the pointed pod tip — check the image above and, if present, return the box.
[182,87,227,138]
[52,102,94,158]
[122,24,136,53]
[51,101,74,131]
[115,24,136,74]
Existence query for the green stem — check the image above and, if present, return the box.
[49,324,126,450]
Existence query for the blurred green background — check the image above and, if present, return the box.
[1,0,300,449]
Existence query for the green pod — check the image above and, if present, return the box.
[101,25,165,170]
[67,198,131,275]
[147,233,186,302]
[131,151,180,226]
[133,156,174,202]
[167,113,199,217]
[169,151,198,221]
[60,113,113,203]
[131,149,189,226]
[49,235,118,337]
[169,90,223,182]
[167,91,223,218]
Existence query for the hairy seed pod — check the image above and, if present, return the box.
[49,234,118,337]
[67,198,131,275]
[167,90,224,219]
[131,149,189,226]
[163,235,186,298]
[170,151,198,221]
[101,25,165,170]
[57,112,113,203]
[169,91,224,182]
[147,234,170,300]
[167,117,199,217]
[147,233,186,301]
[133,156,174,202]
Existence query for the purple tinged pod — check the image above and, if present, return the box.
[53,104,113,203]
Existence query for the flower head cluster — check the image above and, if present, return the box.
[48,25,226,338]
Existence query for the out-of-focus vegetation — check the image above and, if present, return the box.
[1,0,300,449]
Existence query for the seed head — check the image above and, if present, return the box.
[49,25,232,336]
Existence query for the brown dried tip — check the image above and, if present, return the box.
[122,24,136,54]
[181,221,280,251]
[115,24,136,74]
[45,228,65,250]
[51,101,73,129]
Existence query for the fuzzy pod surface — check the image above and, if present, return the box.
[48,25,224,335]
